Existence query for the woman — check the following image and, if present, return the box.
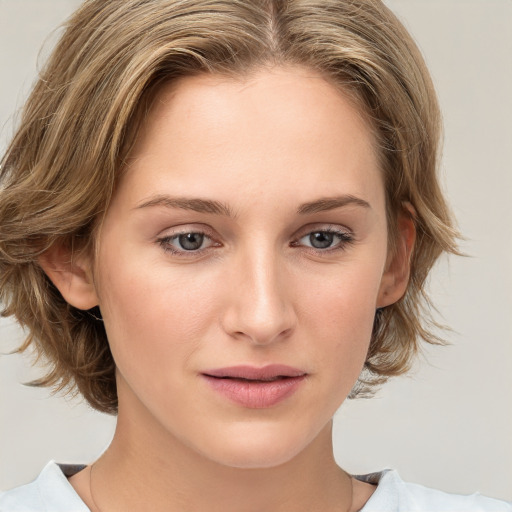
[0,1,510,510]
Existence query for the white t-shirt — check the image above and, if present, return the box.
[1,461,510,511]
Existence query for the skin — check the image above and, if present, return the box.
[43,66,415,511]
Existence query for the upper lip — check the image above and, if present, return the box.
[202,365,307,381]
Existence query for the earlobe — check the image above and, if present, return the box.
[377,204,416,308]
[38,244,99,310]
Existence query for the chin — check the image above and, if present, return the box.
[195,420,324,470]
[209,445,302,470]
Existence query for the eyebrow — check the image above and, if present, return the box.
[135,195,234,217]
[297,195,371,214]
[134,193,370,217]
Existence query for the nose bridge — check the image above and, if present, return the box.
[222,240,295,345]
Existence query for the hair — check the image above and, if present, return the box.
[0,0,458,413]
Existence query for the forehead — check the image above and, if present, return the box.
[118,65,383,213]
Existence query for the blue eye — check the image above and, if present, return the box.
[159,232,213,253]
[177,233,205,251]
[297,229,353,250]
[307,231,335,249]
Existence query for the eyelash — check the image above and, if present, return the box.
[156,226,355,257]
[292,227,355,253]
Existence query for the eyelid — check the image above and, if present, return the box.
[157,223,216,239]
[293,223,353,240]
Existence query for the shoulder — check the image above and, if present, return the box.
[0,461,89,512]
[357,469,512,512]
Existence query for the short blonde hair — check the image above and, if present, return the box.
[0,0,458,413]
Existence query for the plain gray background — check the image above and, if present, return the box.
[1,0,511,501]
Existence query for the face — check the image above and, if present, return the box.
[87,66,402,468]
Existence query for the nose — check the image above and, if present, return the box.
[220,246,297,346]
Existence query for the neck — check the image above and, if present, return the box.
[93,422,351,512]
[84,400,356,512]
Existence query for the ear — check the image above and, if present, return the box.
[377,203,416,308]
[38,243,99,310]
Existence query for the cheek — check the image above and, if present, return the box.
[96,253,222,384]
[297,259,383,379]
[300,255,383,331]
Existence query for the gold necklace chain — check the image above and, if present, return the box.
[346,472,354,512]
[88,462,354,512]
[89,464,103,512]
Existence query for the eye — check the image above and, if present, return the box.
[295,228,354,251]
[176,232,206,251]
[306,231,336,249]
[158,231,215,254]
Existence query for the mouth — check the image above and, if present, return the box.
[201,365,307,408]
[203,364,306,380]
[210,375,293,383]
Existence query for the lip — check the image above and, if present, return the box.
[201,365,307,409]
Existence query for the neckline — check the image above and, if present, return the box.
[50,462,393,512]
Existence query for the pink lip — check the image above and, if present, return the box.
[202,365,307,409]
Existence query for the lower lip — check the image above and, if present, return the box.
[202,375,306,408]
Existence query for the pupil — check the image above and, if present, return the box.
[310,232,333,249]
[179,233,204,250]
